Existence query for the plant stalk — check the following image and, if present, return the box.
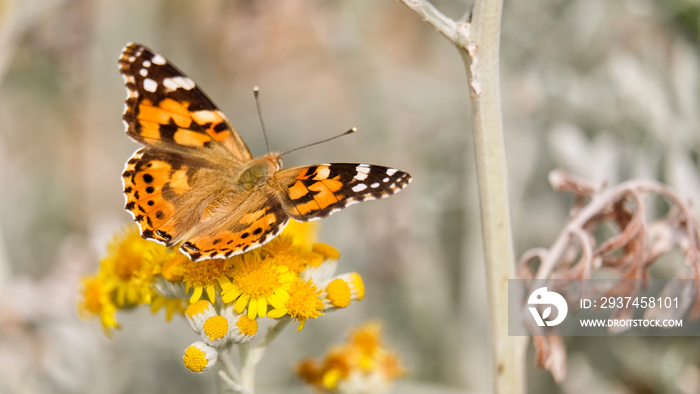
[399,0,526,392]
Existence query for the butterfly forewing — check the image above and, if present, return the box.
[273,163,412,221]
[119,43,252,163]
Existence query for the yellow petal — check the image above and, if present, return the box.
[235,293,250,314]
[248,297,258,319]
[206,286,216,303]
[190,286,204,303]
[257,297,268,317]
[267,307,287,319]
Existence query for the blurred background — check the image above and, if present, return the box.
[0,0,699,393]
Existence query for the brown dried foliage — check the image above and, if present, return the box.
[517,170,700,382]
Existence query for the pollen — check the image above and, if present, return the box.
[234,259,286,296]
[183,342,217,373]
[182,256,235,303]
[326,279,351,308]
[236,315,258,336]
[285,280,325,331]
[182,258,232,287]
[203,316,229,341]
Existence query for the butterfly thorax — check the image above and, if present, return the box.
[237,153,282,190]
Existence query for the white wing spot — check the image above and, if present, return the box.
[386,168,398,176]
[371,182,380,188]
[143,60,151,67]
[356,164,371,173]
[143,78,158,92]
[382,177,390,183]
[128,56,136,62]
[354,172,368,181]
[352,183,367,192]
[151,54,166,65]
[163,77,195,92]
[139,68,148,77]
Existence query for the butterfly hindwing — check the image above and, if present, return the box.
[122,147,240,247]
[119,43,252,163]
[179,188,290,261]
[273,163,412,221]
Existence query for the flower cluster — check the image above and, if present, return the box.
[78,221,364,373]
[296,322,405,393]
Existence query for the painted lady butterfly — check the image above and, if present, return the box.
[119,43,411,261]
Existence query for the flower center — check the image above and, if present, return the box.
[236,315,259,336]
[326,279,351,308]
[183,258,232,287]
[233,259,286,297]
[286,280,324,320]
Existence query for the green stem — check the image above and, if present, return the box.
[399,1,526,393]
[238,318,292,393]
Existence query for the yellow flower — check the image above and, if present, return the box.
[183,341,218,373]
[282,220,318,247]
[185,300,218,334]
[99,225,168,306]
[269,279,325,331]
[220,255,294,319]
[325,278,352,309]
[322,273,365,311]
[312,243,340,261]
[228,313,258,344]
[77,275,119,336]
[263,234,324,274]
[150,293,186,322]
[178,253,234,303]
[296,322,405,391]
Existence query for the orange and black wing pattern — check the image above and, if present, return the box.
[273,163,412,221]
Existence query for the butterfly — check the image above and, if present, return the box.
[119,43,411,261]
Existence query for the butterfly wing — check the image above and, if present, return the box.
[178,188,290,261]
[119,43,252,164]
[272,164,412,221]
[122,147,243,246]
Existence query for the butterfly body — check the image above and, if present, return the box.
[119,43,411,261]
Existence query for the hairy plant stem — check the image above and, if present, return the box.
[218,318,292,394]
[399,1,525,392]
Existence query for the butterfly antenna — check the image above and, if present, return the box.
[253,86,271,154]
[281,128,357,156]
